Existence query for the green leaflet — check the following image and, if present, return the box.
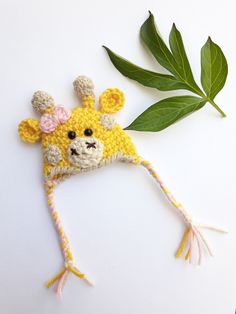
[140,12,180,77]
[169,23,203,95]
[104,12,228,131]
[103,46,189,91]
[125,96,206,132]
[201,37,228,100]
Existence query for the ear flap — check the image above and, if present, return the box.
[18,118,41,144]
[99,88,125,114]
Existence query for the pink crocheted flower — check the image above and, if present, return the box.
[40,114,57,133]
[39,106,71,133]
[54,106,71,124]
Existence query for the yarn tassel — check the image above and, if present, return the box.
[140,159,227,264]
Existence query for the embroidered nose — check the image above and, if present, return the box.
[71,148,79,156]
[86,142,96,149]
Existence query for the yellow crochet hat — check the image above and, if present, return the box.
[18,76,226,296]
[19,76,139,180]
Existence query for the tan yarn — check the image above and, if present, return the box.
[44,144,62,166]
[73,75,95,100]
[32,91,55,113]
[100,114,116,130]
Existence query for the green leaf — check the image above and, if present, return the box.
[169,23,203,95]
[103,46,189,91]
[104,11,228,120]
[140,12,204,95]
[201,37,228,100]
[125,96,206,132]
[140,12,180,77]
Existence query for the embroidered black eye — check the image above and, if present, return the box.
[84,128,93,136]
[68,131,76,139]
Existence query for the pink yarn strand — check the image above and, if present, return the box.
[56,270,69,297]
[193,226,213,257]
[194,230,202,265]
[189,230,194,264]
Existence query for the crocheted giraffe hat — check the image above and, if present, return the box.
[18,76,226,296]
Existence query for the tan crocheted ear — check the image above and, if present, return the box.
[73,76,95,109]
[99,88,125,114]
[18,118,41,144]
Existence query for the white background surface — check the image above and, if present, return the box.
[0,0,235,313]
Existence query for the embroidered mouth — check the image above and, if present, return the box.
[70,148,79,156]
[70,148,96,157]
[70,142,97,157]
[86,142,96,149]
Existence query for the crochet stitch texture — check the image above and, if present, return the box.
[18,75,226,296]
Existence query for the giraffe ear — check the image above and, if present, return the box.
[18,118,41,144]
[99,88,125,114]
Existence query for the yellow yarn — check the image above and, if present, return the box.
[99,88,125,113]
[175,228,190,258]
[18,118,41,143]
[45,268,66,288]
[82,95,95,109]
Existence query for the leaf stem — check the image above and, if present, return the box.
[191,88,226,117]
[206,98,226,117]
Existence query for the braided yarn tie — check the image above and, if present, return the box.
[139,159,227,265]
[45,180,93,296]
